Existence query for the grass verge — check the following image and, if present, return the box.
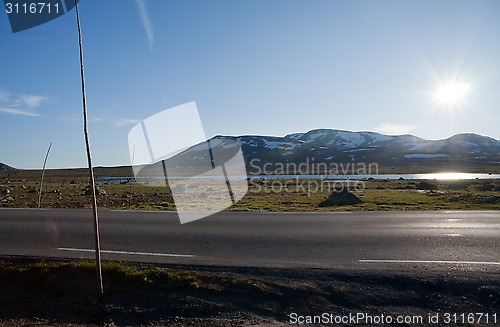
[0,258,499,326]
[1,169,499,211]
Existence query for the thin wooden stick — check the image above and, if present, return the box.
[37,142,52,208]
[75,0,103,300]
[129,145,135,205]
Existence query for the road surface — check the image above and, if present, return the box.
[0,208,499,272]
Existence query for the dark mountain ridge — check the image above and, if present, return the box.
[0,163,14,171]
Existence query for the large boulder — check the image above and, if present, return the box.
[478,196,499,204]
[83,185,107,196]
[319,188,363,206]
[478,182,496,191]
[416,181,438,190]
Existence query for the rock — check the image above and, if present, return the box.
[416,181,438,190]
[0,185,11,196]
[480,196,499,204]
[171,185,186,194]
[479,182,496,191]
[83,185,107,196]
[319,188,363,206]
[1,196,14,203]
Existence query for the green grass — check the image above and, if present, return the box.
[1,169,498,211]
[231,179,499,211]
[1,258,499,326]
[0,259,277,300]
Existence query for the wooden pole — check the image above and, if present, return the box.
[129,145,135,205]
[75,0,104,300]
[37,142,52,208]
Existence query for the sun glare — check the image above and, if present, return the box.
[434,81,471,107]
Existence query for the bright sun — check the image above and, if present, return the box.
[434,81,471,106]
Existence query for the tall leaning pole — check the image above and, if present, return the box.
[74,0,104,299]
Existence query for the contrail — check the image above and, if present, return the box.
[135,0,154,51]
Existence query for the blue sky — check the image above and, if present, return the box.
[1,0,500,168]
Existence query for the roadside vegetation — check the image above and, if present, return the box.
[0,169,498,211]
[1,169,498,326]
[1,258,499,326]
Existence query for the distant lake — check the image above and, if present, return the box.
[98,172,499,185]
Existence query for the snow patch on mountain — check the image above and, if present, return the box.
[303,130,328,142]
[360,132,393,144]
[262,139,296,149]
[286,133,305,140]
[335,131,365,148]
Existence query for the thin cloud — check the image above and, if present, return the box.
[373,123,417,135]
[0,107,40,117]
[17,94,48,108]
[0,89,49,117]
[114,118,141,127]
[135,0,154,51]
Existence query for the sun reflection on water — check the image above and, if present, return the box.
[415,172,479,180]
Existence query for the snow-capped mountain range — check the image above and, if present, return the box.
[3,129,498,172]
[176,129,500,172]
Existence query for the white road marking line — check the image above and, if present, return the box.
[269,211,354,215]
[57,247,194,258]
[440,233,462,237]
[359,259,500,265]
[0,208,49,211]
[109,210,176,213]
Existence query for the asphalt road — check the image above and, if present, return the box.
[0,208,499,272]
